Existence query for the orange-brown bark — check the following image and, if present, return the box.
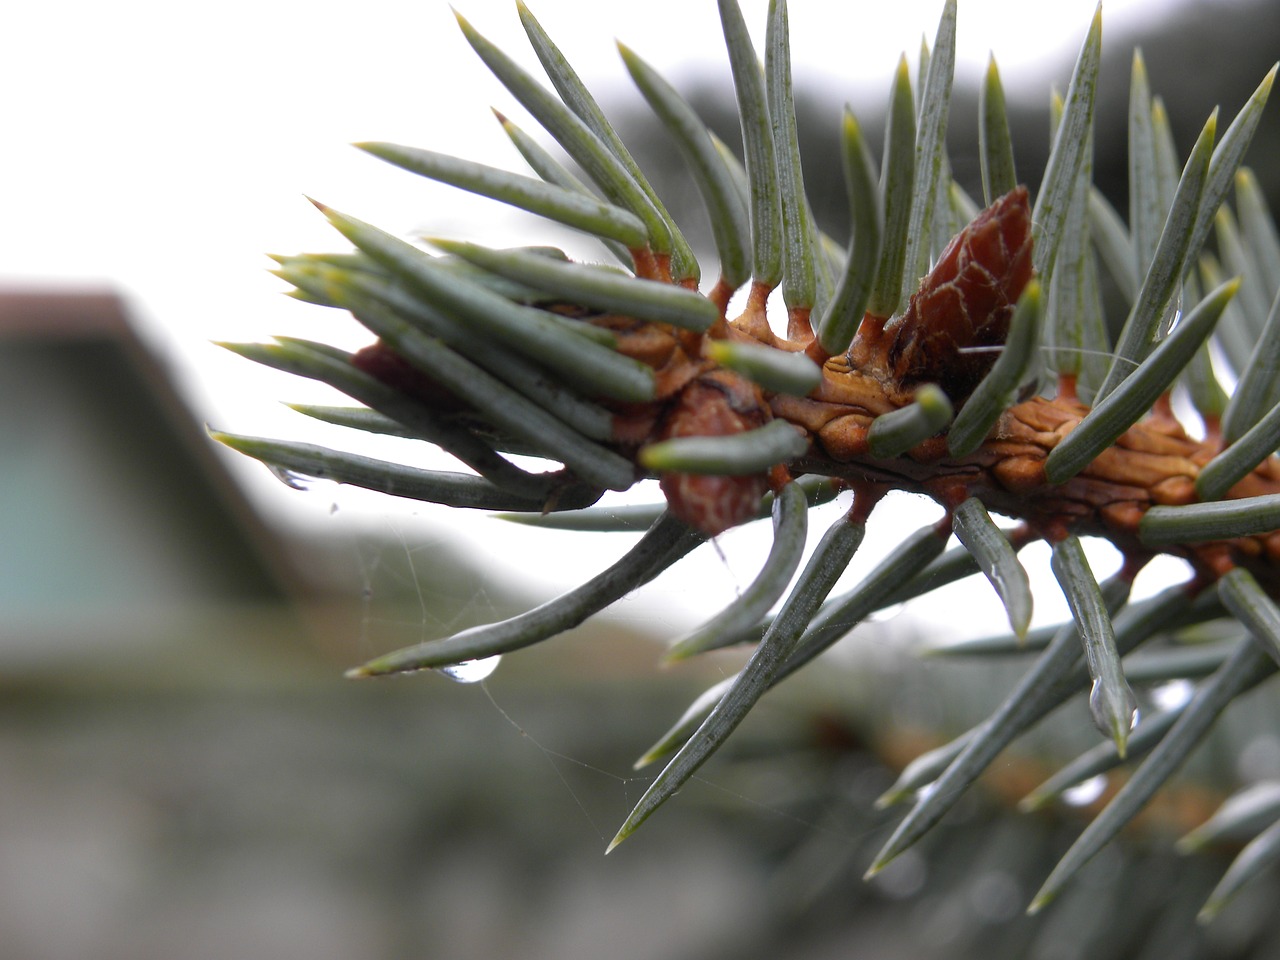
[595,185,1280,586]
[779,362,1280,585]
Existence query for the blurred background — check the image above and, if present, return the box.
[3,0,1280,957]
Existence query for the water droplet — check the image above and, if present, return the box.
[869,601,905,623]
[1062,774,1108,808]
[1156,291,1184,339]
[1088,677,1139,739]
[437,655,502,684]
[267,464,313,490]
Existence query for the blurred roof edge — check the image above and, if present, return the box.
[0,285,321,610]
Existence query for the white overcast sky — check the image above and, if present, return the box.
[1,0,1197,630]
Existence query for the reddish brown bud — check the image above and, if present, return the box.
[657,372,771,536]
[885,185,1033,403]
[660,471,769,538]
[351,341,464,411]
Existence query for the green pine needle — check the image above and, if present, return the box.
[951,498,1032,639]
[979,55,1016,205]
[719,0,783,287]
[638,419,808,475]
[427,237,718,331]
[1050,536,1138,754]
[609,508,865,851]
[666,482,809,660]
[867,384,953,458]
[356,141,649,248]
[1045,277,1239,483]
[705,339,823,396]
[816,109,883,354]
[347,513,703,678]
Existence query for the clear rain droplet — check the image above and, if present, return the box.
[1088,677,1140,741]
[438,655,502,684]
[267,464,313,490]
[1155,290,1184,340]
[869,600,906,624]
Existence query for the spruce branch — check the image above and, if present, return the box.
[218,0,1280,921]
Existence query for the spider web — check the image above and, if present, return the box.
[287,404,1200,899]
[326,482,892,862]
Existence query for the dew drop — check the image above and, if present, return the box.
[1156,291,1184,340]
[437,655,502,684]
[1062,774,1108,807]
[1088,677,1140,739]
[267,464,313,490]
[869,601,905,623]
[1087,677,1107,733]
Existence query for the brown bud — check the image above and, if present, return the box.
[351,341,465,411]
[885,185,1033,403]
[657,371,771,536]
